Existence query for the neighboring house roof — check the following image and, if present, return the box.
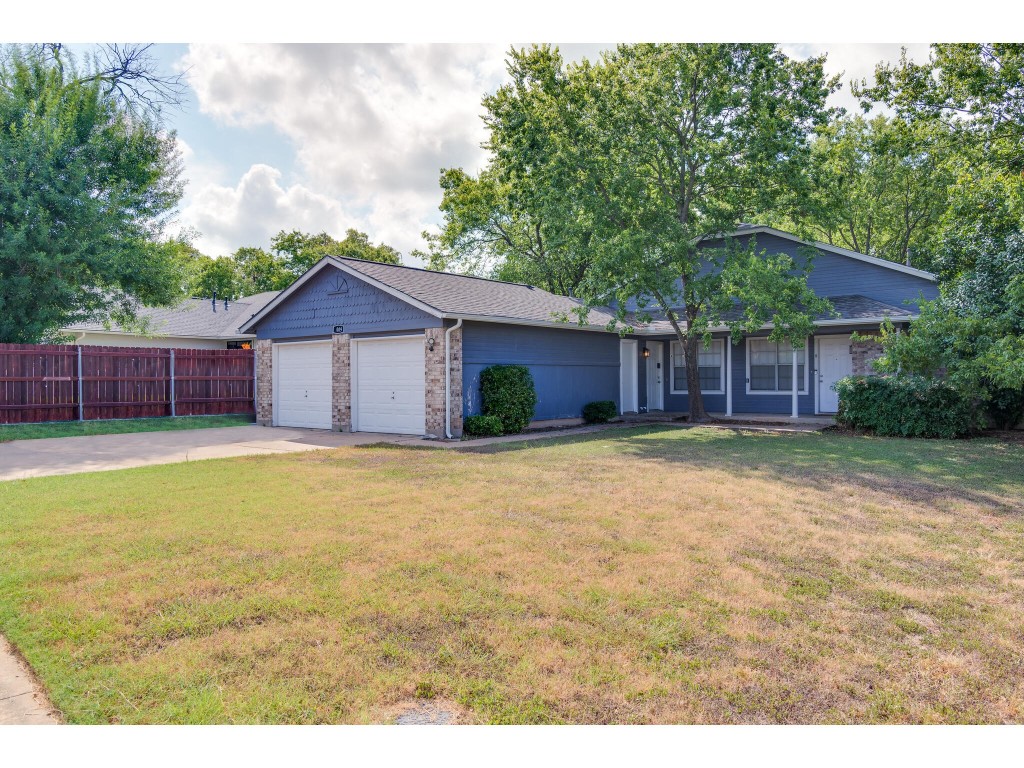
[65,291,280,340]
[635,295,916,335]
[239,257,618,333]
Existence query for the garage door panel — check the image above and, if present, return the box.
[274,342,333,429]
[354,337,425,435]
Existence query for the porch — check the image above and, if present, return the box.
[619,328,888,419]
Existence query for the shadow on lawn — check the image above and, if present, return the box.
[464,425,1024,516]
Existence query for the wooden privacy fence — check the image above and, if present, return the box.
[0,344,255,424]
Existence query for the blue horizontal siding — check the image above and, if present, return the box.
[462,321,620,420]
[254,265,440,339]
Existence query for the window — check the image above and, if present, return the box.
[747,338,807,394]
[671,339,724,394]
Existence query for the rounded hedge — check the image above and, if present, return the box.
[463,414,504,437]
[582,400,618,424]
[479,364,537,435]
[834,374,975,439]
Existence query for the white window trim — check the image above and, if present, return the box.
[670,339,725,395]
[744,337,810,396]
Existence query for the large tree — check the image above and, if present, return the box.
[483,44,836,420]
[0,44,185,342]
[783,115,955,270]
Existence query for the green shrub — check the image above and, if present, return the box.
[463,414,504,437]
[984,387,1024,430]
[834,374,975,438]
[479,365,537,435]
[582,400,618,423]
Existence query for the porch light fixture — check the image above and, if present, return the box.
[427,337,436,352]
[642,347,651,358]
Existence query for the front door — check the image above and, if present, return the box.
[817,335,852,413]
[646,342,664,411]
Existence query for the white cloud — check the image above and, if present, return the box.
[178,164,360,256]
[181,44,510,260]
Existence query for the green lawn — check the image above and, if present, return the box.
[1,426,1022,724]
[0,414,254,443]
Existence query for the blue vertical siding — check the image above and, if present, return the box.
[462,321,620,420]
[254,265,440,339]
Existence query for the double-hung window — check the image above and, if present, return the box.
[671,339,725,394]
[747,338,807,394]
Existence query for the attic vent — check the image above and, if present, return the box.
[328,275,350,295]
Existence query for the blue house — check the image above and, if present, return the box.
[239,226,938,437]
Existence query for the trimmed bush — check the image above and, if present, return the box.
[582,400,618,424]
[479,365,537,435]
[834,374,975,439]
[463,414,504,437]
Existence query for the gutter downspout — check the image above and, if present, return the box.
[445,318,463,439]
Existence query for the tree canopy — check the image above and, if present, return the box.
[173,228,404,302]
[782,115,955,271]
[475,44,837,419]
[272,228,401,275]
[0,44,184,342]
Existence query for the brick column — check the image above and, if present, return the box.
[851,334,885,375]
[332,333,352,432]
[448,325,463,438]
[424,324,463,439]
[255,339,273,426]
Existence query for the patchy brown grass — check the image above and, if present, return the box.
[1,426,1022,724]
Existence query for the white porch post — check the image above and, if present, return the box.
[725,341,733,416]
[791,346,799,419]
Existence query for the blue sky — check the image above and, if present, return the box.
[141,44,930,264]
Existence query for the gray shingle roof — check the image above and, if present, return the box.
[65,291,280,339]
[332,257,618,327]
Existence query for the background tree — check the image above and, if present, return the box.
[783,115,955,270]
[0,44,185,342]
[425,164,593,295]
[233,246,292,295]
[272,228,401,276]
[856,44,1024,279]
[482,44,837,420]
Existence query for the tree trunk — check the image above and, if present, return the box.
[684,332,709,422]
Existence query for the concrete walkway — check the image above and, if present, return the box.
[0,418,833,483]
[0,425,428,482]
[0,635,58,724]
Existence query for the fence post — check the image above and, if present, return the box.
[76,346,84,422]
[169,349,176,417]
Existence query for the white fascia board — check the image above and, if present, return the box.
[61,327,256,341]
[714,226,938,282]
[439,312,613,333]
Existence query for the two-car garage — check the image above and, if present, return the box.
[271,336,426,435]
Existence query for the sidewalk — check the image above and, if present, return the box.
[0,635,58,724]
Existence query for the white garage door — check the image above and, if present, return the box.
[273,341,333,429]
[354,336,425,435]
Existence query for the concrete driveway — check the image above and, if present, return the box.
[0,425,430,482]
